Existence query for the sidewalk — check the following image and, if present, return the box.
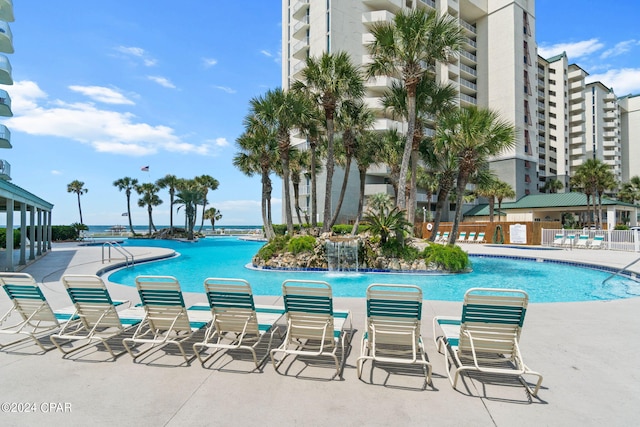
[0,242,638,426]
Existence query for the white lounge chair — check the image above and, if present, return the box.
[356,284,432,383]
[433,288,543,396]
[123,275,211,364]
[466,232,476,243]
[456,232,467,242]
[474,232,486,244]
[575,234,590,248]
[192,278,284,369]
[590,235,604,249]
[0,273,77,352]
[552,233,565,246]
[563,234,577,247]
[440,231,450,244]
[50,275,145,359]
[270,280,352,379]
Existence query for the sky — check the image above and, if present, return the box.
[1,0,639,227]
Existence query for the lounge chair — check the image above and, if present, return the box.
[552,233,565,246]
[433,288,543,396]
[466,232,476,243]
[356,284,432,383]
[563,234,577,247]
[590,235,604,249]
[474,232,486,244]
[432,231,441,242]
[270,280,352,378]
[50,275,145,359]
[0,273,77,352]
[192,278,284,369]
[575,234,590,248]
[456,232,467,242]
[122,275,211,364]
[440,231,450,244]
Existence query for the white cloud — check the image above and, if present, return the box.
[147,76,176,89]
[51,170,62,175]
[600,39,639,59]
[260,50,273,58]
[68,85,135,105]
[115,45,157,67]
[203,58,218,67]
[538,38,604,60]
[213,86,236,94]
[4,80,217,157]
[586,68,640,96]
[215,137,229,147]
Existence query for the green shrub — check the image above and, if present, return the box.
[422,244,470,273]
[381,239,420,261]
[331,224,366,235]
[272,224,305,236]
[257,235,290,260]
[0,229,20,248]
[287,235,316,254]
[48,225,78,241]
[614,224,629,230]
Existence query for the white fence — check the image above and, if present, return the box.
[542,228,640,252]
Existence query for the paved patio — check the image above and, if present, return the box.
[1,242,639,426]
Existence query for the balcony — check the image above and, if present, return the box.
[362,10,395,27]
[292,37,309,59]
[367,164,391,176]
[460,77,477,92]
[365,183,395,196]
[0,158,10,180]
[460,93,477,105]
[569,92,583,102]
[569,125,584,135]
[604,92,616,102]
[463,37,477,49]
[291,0,309,18]
[460,50,477,64]
[292,15,309,37]
[363,0,403,11]
[570,112,586,124]
[0,0,14,23]
[292,60,306,78]
[460,19,476,34]
[569,101,585,113]
[567,67,585,81]
[603,120,616,129]
[604,111,617,120]
[0,20,13,54]
[570,146,585,156]
[0,88,11,117]
[0,124,9,148]
[0,53,10,85]
[418,0,436,9]
[373,118,403,131]
[365,75,396,93]
[570,135,585,146]
[459,63,477,78]
[603,131,617,138]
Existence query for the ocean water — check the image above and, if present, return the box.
[86,224,261,235]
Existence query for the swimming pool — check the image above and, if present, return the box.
[106,237,640,303]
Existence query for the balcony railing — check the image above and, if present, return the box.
[0,124,9,148]
[0,158,10,180]
[459,63,477,77]
[0,0,14,23]
[0,53,11,85]
[0,88,11,117]
[460,93,477,105]
[0,20,13,54]
[460,50,477,63]
[460,19,476,34]
[292,0,309,16]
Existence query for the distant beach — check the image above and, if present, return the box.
[85,225,262,237]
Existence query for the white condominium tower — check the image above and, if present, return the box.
[282,0,538,223]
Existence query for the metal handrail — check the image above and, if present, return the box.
[602,256,640,284]
[102,241,135,267]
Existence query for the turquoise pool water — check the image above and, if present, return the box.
[106,237,640,303]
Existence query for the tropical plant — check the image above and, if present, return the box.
[351,131,383,235]
[416,167,439,220]
[67,180,88,224]
[156,174,180,235]
[495,180,516,222]
[363,203,411,245]
[542,178,564,194]
[297,104,325,228]
[293,51,365,232]
[233,112,279,240]
[437,106,516,244]
[135,183,163,236]
[366,8,463,212]
[618,176,640,204]
[377,129,405,204]
[286,235,316,255]
[203,207,222,232]
[288,148,311,226]
[251,88,311,236]
[195,175,220,232]
[113,177,139,234]
[174,179,204,240]
[331,99,375,227]
[572,159,615,228]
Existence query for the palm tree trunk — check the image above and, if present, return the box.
[449,169,469,245]
[147,206,153,236]
[310,141,318,228]
[351,167,367,235]
[126,194,134,234]
[407,149,418,226]
[77,194,83,224]
[396,87,416,211]
[293,181,304,226]
[323,116,335,232]
[262,171,275,240]
[198,193,208,233]
[330,156,352,228]
[169,194,174,235]
[280,138,294,236]
[488,197,495,223]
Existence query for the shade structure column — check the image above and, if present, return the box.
[42,209,48,253]
[19,202,26,265]
[36,208,42,256]
[4,197,14,271]
[28,207,35,260]
[47,211,52,250]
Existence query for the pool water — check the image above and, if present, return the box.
[106,237,640,303]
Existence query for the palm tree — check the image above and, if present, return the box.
[416,167,439,220]
[67,180,88,224]
[593,162,616,228]
[203,207,222,232]
[292,51,365,232]
[331,99,375,228]
[572,159,612,228]
[618,176,640,204]
[351,131,383,235]
[439,106,516,244]
[195,175,220,233]
[174,180,204,241]
[113,177,139,234]
[233,112,279,240]
[366,8,463,212]
[136,183,162,236]
[288,148,311,226]
[297,104,325,228]
[570,167,594,227]
[251,88,310,236]
[156,174,180,235]
[542,178,564,194]
[495,181,516,222]
[377,129,405,204]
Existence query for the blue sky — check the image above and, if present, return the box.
[1,1,639,227]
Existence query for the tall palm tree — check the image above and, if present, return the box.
[204,207,222,232]
[495,181,516,223]
[113,177,139,234]
[570,167,594,227]
[351,131,383,235]
[439,106,516,244]
[288,148,311,226]
[593,161,616,227]
[542,178,564,194]
[251,88,310,236]
[293,51,365,232]
[618,176,640,204]
[297,104,325,228]
[331,99,375,227]
[195,175,220,233]
[136,183,162,236]
[366,8,463,212]
[233,113,279,240]
[416,167,439,220]
[174,180,204,241]
[377,129,405,204]
[156,174,180,235]
[67,180,88,224]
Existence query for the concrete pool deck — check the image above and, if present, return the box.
[1,241,639,426]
